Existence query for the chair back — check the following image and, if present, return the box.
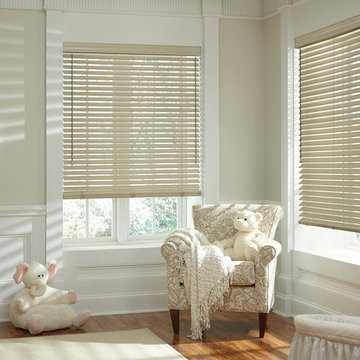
[192,204,283,243]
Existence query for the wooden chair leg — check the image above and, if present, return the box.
[259,313,267,338]
[170,309,179,334]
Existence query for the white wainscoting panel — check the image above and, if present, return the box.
[58,245,168,316]
[0,206,46,320]
[289,250,360,317]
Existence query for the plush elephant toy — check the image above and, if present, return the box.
[9,260,91,334]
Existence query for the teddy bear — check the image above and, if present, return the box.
[213,210,268,262]
[9,260,91,334]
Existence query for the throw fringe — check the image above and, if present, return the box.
[165,229,234,340]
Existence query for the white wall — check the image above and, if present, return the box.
[62,13,202,46]
[219,15,282,203]
[0,10,45,206]
[0,9,47,320]
[219,19,265,201]
[293,0,360,38]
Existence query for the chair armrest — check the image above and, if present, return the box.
[161,229,209,263]
[254,240,282,312]
[160,234,191,310]
[255,240,282,266]
[161,239,182,264]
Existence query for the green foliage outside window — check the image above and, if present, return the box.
[63,197,177,239]
[129,197,177,236]
[63,199,112,239]
[63,199,86,239]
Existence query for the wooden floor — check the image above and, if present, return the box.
[0,310,295,359]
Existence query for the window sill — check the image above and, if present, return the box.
[63,240,163,252]
[298,247,360,267]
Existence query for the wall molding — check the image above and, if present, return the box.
[282,250,360,317]
[0,233,31,265]
[273,292,293,316]
[75,290,167,317]
[0,298,12,322]
[0,209,46,265]
[298,267,360,292]
[0,204,46,320]
[291,295,343,316]
[274,292,343,317]
[0,0,306,19]
[274,290,358,318]
[75,263,165,273]
[276,273,293,295]
[0,291,168,322]
[0,205,45,218]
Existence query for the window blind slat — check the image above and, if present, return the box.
[63,44,201,199]
[298,25,360,232]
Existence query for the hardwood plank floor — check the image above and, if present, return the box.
[0,311,295,359]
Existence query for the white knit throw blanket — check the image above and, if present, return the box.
[165,229,234,339]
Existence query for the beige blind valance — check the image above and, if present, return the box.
[295,15,360,48]
[298,27,360,232]
[63,43,201,199]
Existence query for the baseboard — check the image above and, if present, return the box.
[273,292,293,316]
[0,300,11,322]
[276,273,293,295]
[274,291,349,318]
[0,291,168,322]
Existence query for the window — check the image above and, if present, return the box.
[63,197,188,243]
[296,20,360,233]
[62,43,201,242]
[63,43,201,199]
[63,198,114,240]
[129,197,178,237]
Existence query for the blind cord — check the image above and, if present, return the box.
[70,53,74,165]
[194,57,197,164]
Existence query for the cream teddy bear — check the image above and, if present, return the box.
[213,210,267,262]
[9,260,91,334]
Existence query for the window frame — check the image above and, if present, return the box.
[121,197,186,243]
[293,16,360,254]
[63,198,117,246]
[63,196,194,246]
[62,43,203,247]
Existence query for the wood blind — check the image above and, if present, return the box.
[298,27,360,232]
[63,44,201,199]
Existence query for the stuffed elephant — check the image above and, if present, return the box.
[9,260,90,334]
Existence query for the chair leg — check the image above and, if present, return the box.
[259,313,267,338]
[170,309,179,334]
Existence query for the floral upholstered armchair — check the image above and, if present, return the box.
[160,203,284,338]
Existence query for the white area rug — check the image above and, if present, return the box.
[0,328,186,360]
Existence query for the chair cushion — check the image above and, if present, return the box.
[192,204,283,244]
[179,260,255,286]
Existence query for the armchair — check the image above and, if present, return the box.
[161,203,284,338]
